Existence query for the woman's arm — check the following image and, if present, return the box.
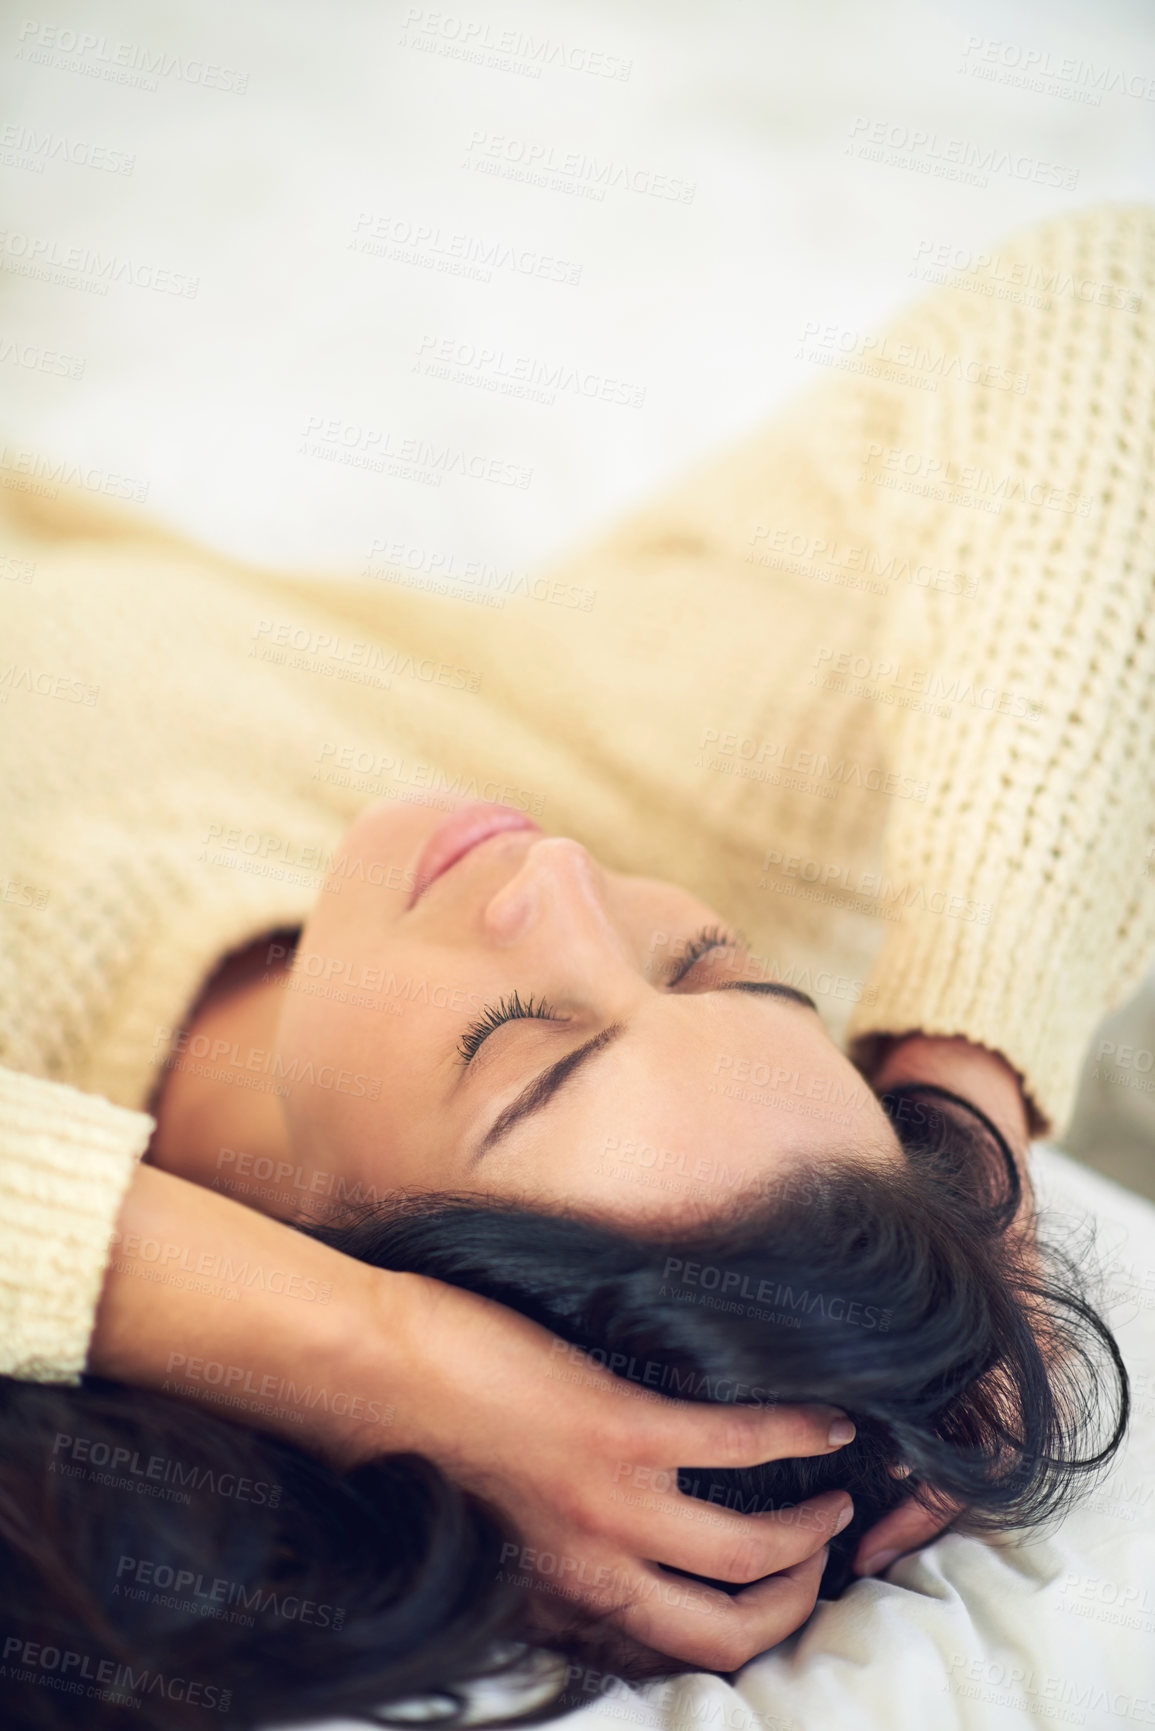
[845,208,1155,1140]
[92,1159,857,1669]
[0,1065,155,1381]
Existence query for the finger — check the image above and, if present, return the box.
[624,1488,852,1585]
[639,1400,856,1470]
[614,1544,829,1671]
[853,1494,960,1577]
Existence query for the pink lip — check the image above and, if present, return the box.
[408,801,542,906]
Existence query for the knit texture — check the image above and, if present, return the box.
[1,204,1152,1379]
[0,1067,153,1379]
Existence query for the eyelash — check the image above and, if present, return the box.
[457,989,563,1065]
[667,924,740,985]
[458,925,740,1064]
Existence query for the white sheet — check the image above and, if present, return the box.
[3,0,1155,576]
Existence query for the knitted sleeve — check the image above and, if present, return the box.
[0,1066,154,1382]
[845,205,1155,1136]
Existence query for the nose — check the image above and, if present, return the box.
[482,835,628,957]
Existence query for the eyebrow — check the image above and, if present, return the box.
[467,981,818,1164]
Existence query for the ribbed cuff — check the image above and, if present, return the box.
[845,887,1153,1140]
[0,1068,154,1382]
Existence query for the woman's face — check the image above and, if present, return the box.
[274,801,901,1222]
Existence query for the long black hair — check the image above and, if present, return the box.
[0,1085,1128,1728]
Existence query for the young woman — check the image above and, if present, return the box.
[0,202,1150,1727]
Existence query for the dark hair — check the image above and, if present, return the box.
[311,1084,1127,1595]
[0,1086,1127,1726]
[0,1379,554,1730]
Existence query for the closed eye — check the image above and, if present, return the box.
[665,924,741,986]
[666,925,819,1012]
[457,990,566,1065]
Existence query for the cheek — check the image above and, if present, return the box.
[330,802,433,892]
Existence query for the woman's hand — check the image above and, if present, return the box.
[353,1267,856,1670]
[95,1164,854,1669]
[850,1030,1033,1578]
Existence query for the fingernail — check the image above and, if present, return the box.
[828,1418,856,1446]
[834,1502,854,1534]
[860,1548,898,1576]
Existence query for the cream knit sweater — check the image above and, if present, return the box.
[2,204,1153,1382]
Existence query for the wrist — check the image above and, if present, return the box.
[318,1263,437,1469]
[92,1164,414,1467]
[869,1034,1032,1156]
